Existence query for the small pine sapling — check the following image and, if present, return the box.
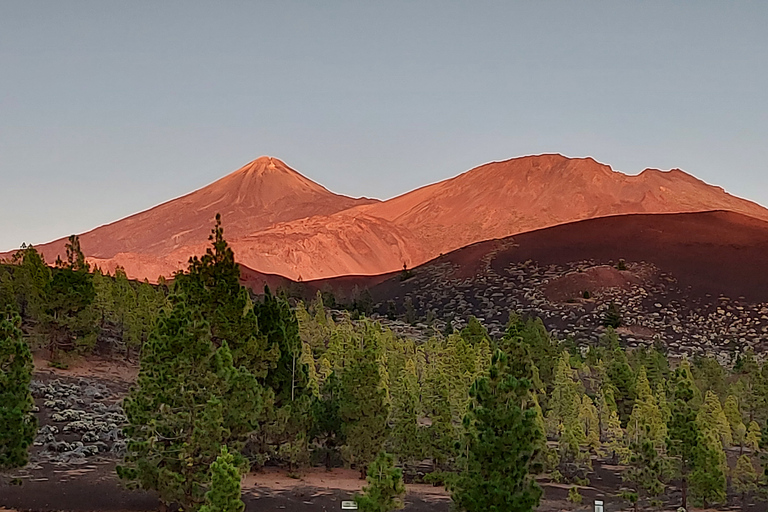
[199,446,245,512]
[354,452,406,512]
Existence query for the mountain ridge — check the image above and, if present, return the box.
[5,153,768,282]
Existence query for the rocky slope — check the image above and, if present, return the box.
[8,154,768,281]
[307,211,768,360]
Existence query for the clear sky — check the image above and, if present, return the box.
[2,1,767,251]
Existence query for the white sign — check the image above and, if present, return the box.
[341,501,359,510]
[595,500,604,512]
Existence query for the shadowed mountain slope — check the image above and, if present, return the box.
[354,210,768,303]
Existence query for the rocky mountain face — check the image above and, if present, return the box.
[8,154,768,282]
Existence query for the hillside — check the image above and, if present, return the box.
[354,154,768,258]
[8,157,379,279]
[311,211,768,358]
[7,154,768,281]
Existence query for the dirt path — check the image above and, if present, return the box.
[1,463,449,512]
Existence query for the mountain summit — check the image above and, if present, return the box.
[355,154,768,258]
[18,157,377,277]
[10,154,768,282]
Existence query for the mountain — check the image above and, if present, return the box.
[8,154,768,282]
[354,154,768,258]
[225,153,768,280]
[10,157,379,278]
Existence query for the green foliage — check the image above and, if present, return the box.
[626,367,667,448]
[388,359,426,470]
[692,355,727,400]
[606,346,636,425]
[0,311,37,468]
[310,371,345,469]
[731,454,758,500]
[254,287,313,470]
[697,390,732,448]
[666,360,701,510]
[689,429,727,507]
[8,244,50,320]
[622,437,666,512]
[451,350,542,512]
[199,446,245,512]
[724,394,746,449]
[173,214,278,376]
[339,331,390,475]
[745,420,761,451]
[119,300,262,510]
[118,219,266,511]
[567,486,583,505]
[42,236,98,356]
[546,352,585,460]
[500,314,558,387]
[461,316,491,346]
[258,287,306,404]
[355,451,406,512]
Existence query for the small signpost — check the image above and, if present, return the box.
[341,501,359,510]
[594,500,604,512]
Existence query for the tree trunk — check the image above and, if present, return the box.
[682,476,688,511]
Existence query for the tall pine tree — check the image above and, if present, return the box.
[0,311,37,468]
[452,350,542,512]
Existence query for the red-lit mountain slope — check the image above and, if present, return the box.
[355,154,768,258]
[7,154,768,282]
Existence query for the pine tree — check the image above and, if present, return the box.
[310,371,345,469]
[118,301,263,510]
[421,352,456,472]
[199,446,245,512]
[255,287,312,471]
[118,221,265,510]
[745,421,761,452]
[732,454,758,509]
[42,235,98,357]
[125,280,166,359]
[355,452,406,512]
[460,316,491,346]
[627,367,667,447]
[602,302,622,328]
[340,334,390,478]
[604,409,630,464]
[724,394,747,450]
[388,360,426,472]
[698,390,733,448]
[0,311,37,468]
[621,437,666,512]
[174,214,278,377]
[9,244,50,321]
[689,429,727,507]
[546,352,585,461]
[579,395,601,454]
[606,347,636,425]
[451,350,542,512]
[666,360,701,510]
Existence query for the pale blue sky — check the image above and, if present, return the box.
[2,1,767,251]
